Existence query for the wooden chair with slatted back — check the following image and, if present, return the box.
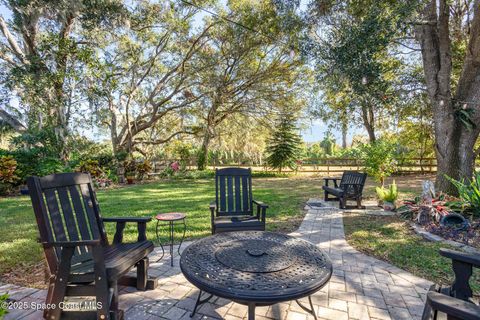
[209,167,268,234]
[322,171,367,209]
[27,173,157,320]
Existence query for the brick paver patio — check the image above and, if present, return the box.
[1,200,432,319]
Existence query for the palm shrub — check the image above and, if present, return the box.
[265,113,302,173]
[446,171,480,218]
[376,181,398,202]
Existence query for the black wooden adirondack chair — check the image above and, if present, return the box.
[210,168,268,234]
[422,248,480,320]
[322,171,367,209]
[27,173,157,320]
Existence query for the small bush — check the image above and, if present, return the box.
[360,140,398,185]
[376,181,398,202]
[446,170,480,218]
[0,156,20,195]
[136,160,153,180]
[77,159,104,178]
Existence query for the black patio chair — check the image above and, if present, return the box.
[422,248,480,320]
[210,167,268,234]
[322,171,367,209]
[27,173,157,320]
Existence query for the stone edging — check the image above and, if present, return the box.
[409,222,480,255]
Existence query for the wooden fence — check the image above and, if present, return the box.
[150,157,461,175]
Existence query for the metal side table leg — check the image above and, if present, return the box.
[155,220,165,262]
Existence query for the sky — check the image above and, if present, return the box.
[0,1,367,146]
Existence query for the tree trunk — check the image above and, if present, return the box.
[415,0,480,194]
[341,121,348,149]
[361,104,376,142]
[197,131,212,171]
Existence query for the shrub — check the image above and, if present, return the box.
[124,159,137,178]
[77,159,103,178]
[136,160,153,180]
[360,140,398,186]
[376,181,398,202]
[0,156,20,195]
[446,170,480,218]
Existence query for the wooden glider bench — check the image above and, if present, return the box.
[322,171,367,209]
[27,173,158,320]
[422,248,480,320]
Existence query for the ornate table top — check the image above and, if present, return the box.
[155,212,186,221]
[180,231,332,304]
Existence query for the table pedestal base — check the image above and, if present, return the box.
[190,292,317,320]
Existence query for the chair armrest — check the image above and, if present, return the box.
[323,177,341,188]
[209,201,217,211]
[210,201,217,227]
[102,217,151,243]
[253,200,268,222]
[102,217,152,223]
[42,240,101,248]
[252,200,269,208]
[440,248,480,268]
[425,291,480,320]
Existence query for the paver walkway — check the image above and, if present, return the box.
[1,200,432,319]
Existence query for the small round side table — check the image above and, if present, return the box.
[155,212,186,266]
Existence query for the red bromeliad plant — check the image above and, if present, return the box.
[398,194,455,224]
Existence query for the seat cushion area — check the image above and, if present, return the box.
[213,216,265,231]
[322,186,344,196]
[69,240,154,283]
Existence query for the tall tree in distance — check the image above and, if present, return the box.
[190,0,307,170]
[0,0,126,161]
[266,112,302,173]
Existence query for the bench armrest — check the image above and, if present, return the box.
[425,291,480,320]
[210,201,217,227]
[102,217,152,223]
[102,217,151,243]
[253,199,268,222]
[323,177,341,188]
[440,248,480,268]
[42,240,101,248]
[252,200,268,208]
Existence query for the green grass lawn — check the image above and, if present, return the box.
[343,212,480,296]
[0,176,325,287]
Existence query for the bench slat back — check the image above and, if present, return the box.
[215,168,253,216]
[340,171,367,192]
[27,173,107,272]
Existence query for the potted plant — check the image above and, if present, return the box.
[124,160,137,184]
[376,181,398,211]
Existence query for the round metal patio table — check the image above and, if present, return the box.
[180,231,332,320]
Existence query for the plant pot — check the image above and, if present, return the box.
[126,177,135,185]
[382,201,396,211]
